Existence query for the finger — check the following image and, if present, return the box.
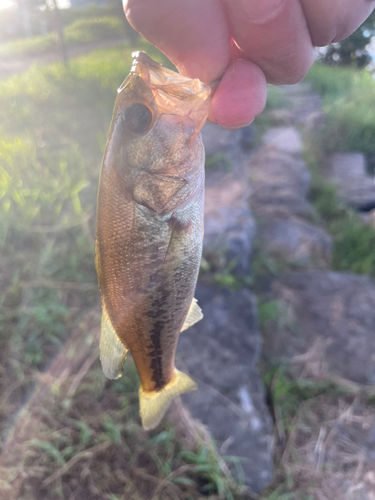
[208,59,267,129]
[224,0,315,85]
[300,0,375,46]
[124,0,230,83]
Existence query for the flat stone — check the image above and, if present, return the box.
[240,124,256,151]
[257,216,332,266]
[266,109,294,126]
[204,172,255,273]
[281,84,324,127]
[263,270,375,385]
[262,127,303,154]
[177,285,274,493]
[249,147,314,220]
[201,122,243,158]
[331,152,375,210]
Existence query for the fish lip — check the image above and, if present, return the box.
[118,52,214,133]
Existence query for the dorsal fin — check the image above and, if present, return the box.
[181,297,203,332]
[99,304,127,380]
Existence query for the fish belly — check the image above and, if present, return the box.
[97,170,204,429]
[98,183,203,380]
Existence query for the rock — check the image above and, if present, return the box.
[262,127,303,155]
[249,147,314,220]
[177,285,274,492]
[359,209,375,228]
[240,124,256,151]
[263,270,375,385]
[248,124,332,266]
[204,172,255,273]
[196,116,273,492]
[266,109,295,126]
[202,120,257,274]
[201,122,243,158]
[281,83,324,127]
[330,152,375,211]
[257,216,332,266]
[186,118,273,492]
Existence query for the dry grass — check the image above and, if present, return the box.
[275,393,375,500]
[0,305,248,500]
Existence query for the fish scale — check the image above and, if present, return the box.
[95,52,213,430]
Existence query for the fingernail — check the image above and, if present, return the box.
[224,119,254,130]
[240,0,284,25]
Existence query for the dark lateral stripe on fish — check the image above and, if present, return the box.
[147,288,170,388]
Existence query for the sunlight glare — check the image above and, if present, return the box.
[0,0,16,10]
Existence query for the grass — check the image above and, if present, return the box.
[0,14,130,57]
[205,152,232,172]
[259,363,375,500]
[258,300,285,330]
[8,359,245,500]
[265,85,288,111]
[0,43,137,459]
[305,63,375,154]
[0,40,249,499]
[304,134,375,278]
[0,43,143,397]
[254,63,375,498]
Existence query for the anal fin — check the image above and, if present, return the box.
[181,297,203,332]
[100,304,127,380]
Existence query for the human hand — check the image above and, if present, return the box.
[124,0,374,129]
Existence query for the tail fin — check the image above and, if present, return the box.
[139,369,197,430]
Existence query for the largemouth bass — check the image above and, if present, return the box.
[95,52,213,430]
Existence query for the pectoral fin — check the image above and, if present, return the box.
[100,305,127,380]
[181,297,203,332]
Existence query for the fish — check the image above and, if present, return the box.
[95,52,213,431]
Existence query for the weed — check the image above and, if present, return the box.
[69,418,93,446]
[0,29,249,500]
[0,15,129,57]
[305,63,375,154]
[258,300,284,329]
[0,41,169,449]
[304,133,375,278]
[261,487,296,500]
[265,85,288,110]
[180,446,237,500]
[305,63,370,98]
[102,415,123,444]
[29,439,66,467]
[205,152,232,172]
[252,243,286,278]
[213,258,253,291]
[214,272,242,291]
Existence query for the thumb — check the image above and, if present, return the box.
[124,0,230,83]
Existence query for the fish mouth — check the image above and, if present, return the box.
[118,52,213,133]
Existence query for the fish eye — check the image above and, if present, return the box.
[124,103,152,135]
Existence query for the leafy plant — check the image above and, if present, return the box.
[180,446,239,500]
[304,133,375,277]
[0,14,128,57]
[305,64,375,154]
